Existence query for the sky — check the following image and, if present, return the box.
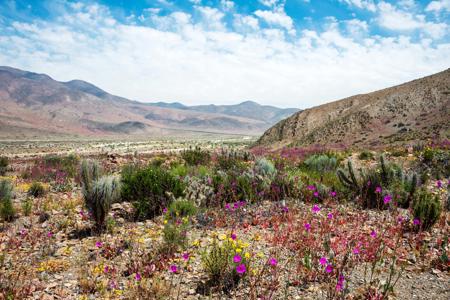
[0,0,449,108]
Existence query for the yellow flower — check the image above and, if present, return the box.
[114,289,123,296]
[192,239,200,247]
[257,252,264,258]
[244,252,251,259]
[235,248,242,253]
[253,234,261,241]
[218,234,227,241]
[163,220,168,224]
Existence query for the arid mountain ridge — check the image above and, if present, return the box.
[0,66,298,139]
[256,68,450,148]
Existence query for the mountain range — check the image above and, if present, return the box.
[0,66,299,139]
[256,68,450,148]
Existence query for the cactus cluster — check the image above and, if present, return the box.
[81,160,121,229]
[184,176,215,207]
[304,154,338,172]
[254,158,277,179]
[0,179,15,221]
[412,189,441,231]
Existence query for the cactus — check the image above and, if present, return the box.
[0,179,15,221]
[254,158,276,178]
[412,189,441,231]
[0,156,8,176]
[337,160,360,192]
[81,159,101,204]
[85,175,121,229]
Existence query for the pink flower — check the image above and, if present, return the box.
[231,233,237,240]
[236,264,246,274]
[336,283,343,292]
[307,185,316,191]
[47,231,53,238]
[383,194,392,204]
[104,266,109,273]
[95,241,103,248]
[269,258,278,266]
[352,247,360,254]
[170,265,178,273]
[135,272,141,281]
[327,213,333,219]
[304,223,311,231]
[282,206,289,213]
[225,203,230,210]
[413,218,420,225]
[319,257,328,266]
[436,180,442,188]
[397,216,404,223]
[182,252,190,261]
[370,230,377,238]
[163,207,168,213]
[375,186,382,193]
[233,254,242,263]
[20,229,27,236]
[313,191,319,197]
[330,191,337,197]
[325,264,333,273]
[312,204,321,213]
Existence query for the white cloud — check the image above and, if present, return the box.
[345,19,369,36]
[377,1,448,39]
[426,0,450,12]
[220,0,234,11]
[1,2,449,109]
[254,9,295,35]
[258,0,280,8]
[233,14,259,31]
[339,0,376,12]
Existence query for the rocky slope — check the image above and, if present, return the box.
[0,66,297,139]
[256,68,450,148]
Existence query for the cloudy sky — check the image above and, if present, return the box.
[0,0,449,108]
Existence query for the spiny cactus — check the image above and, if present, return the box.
[184,176,215,207]
[81,159,101,204]
[254,158,276,178]
[337,160,360,192]
[0,179,15,221]
[0,156,8,176]
[413,189,441,231]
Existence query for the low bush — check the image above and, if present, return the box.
[28,182,46,198]
[358,150,374,160]
[0,156,8,176]
[167,199,197,220]
[121,164,185,220]
[303,154,338,172]
[181,146,211,166]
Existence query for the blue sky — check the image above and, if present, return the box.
[0,0,449,108]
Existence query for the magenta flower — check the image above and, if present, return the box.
[413,218,420,225]
[236,264,246,274]
[104,266,109,273]
[20,229,27,236]
[231,233,237,240]
[233,202,239,209]
[336,283,343,292]
[182,252,190,261]
[269,258,278,266]
[163,207,168,213]
[47,231,53,238]
[325,264,333,273]
[233,254,242,263]
[304,223,311,231]
[436,180,442,188]
[95,241,103,248]
[282,206,289,213]
[367,180,371,187]
[370,230,377,238]
[327,213,333,219]
[352,247,360,254]
[330,191,337,197]
[225,203,230,210]
[319,257,328,266]
[312,204,321,213]
[313,191,319,197]
[397,216,404,223]
[135,272,141,281]
[170,265,178,273]
[375,186,382,193]
[307,185,316,191]
[383,194,392,204]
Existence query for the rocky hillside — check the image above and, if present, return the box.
[256,69,450,148]
[0,66,297,139]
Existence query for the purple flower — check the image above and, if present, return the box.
[319,257,328,266]
[104,266,109,273]
[19,229,27,236]
[233,254,242,263]
[163,207,168,213]
[413,218,420,225]
[325,264,333,273]
[182,252,190,261]
[327,213,333,219]
[269,258,278,266]
[367,180,371,187]
[282,206,289,213]
[307,185,316,191]
[95,241,103,248]
[397,216,404,223]
[304,223,311,232]
[370,230,377,238]
[170,265,178,273]
[383,194,392,204]
[239,200,246,207]
[436,180,442,188]
[231,233,237,240]
[225,203,230,210]
[233,202,239,209]
[312,204,321,213]
[330,191,337,197]
[236,264,246,274]
[47,231,53,238]
[375,186,382,193]
[135,272,141,281]
[352,247,360,255]
[313,191,319,197]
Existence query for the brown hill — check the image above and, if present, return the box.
[256,68,450,148]
[0,66,297,139]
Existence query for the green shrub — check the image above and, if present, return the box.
[254,158,276,178]
[181,146,210,166]
[0,179,15,221]
[22,197,33,216]
[0,156,8,176]
[28,182,46,198]
[162,222,188,252]
[121,164,185,220]
[170,164,188,178]
[304,154,338,172]
[201,238,234,281]
[358,150,374,160]
[167,199,197,220]
[87,175,121,229]
[413,189,441,231]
